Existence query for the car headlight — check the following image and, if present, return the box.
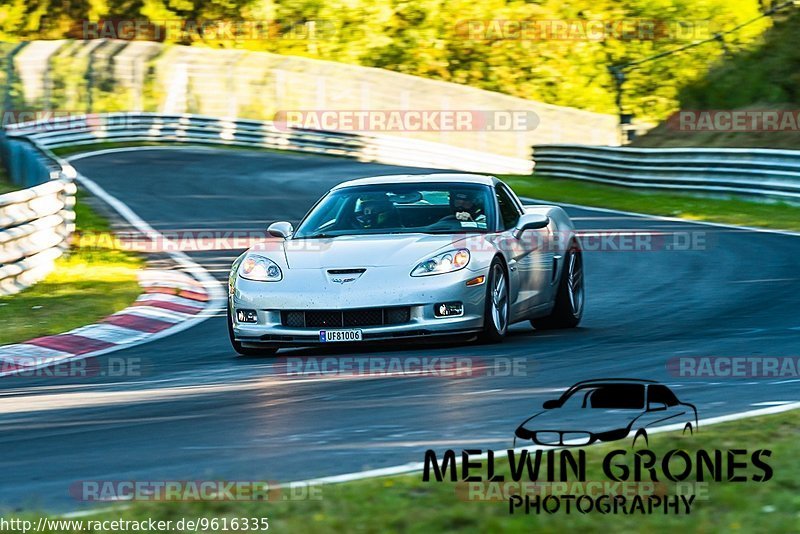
[411,249,470,276]
[238,255,283,282]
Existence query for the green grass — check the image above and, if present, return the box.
[0,191,143,345]
[503,174,800,232]
[9,409,799,532]
[0,165,18,194]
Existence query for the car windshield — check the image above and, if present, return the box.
[559,384,646,410]
[293,183,495,238]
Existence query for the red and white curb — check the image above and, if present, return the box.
[0,149,227,378]
[0,269,215,377]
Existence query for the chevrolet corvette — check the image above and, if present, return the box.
[227,173,584,355]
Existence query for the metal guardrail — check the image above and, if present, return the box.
[532,145,800,199]
[4,112,534,174]
[0,134,76,295]
[0,111,529,295]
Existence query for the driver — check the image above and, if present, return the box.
[354,198,398,229]
[451,190,486,224]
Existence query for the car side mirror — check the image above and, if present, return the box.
[648,402,667,412]
[542,399,560,409]
[514,213,549,238]
[268,221,293,239]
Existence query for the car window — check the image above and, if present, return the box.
[293,183,495,237]
[495,185,521,230]
[588,384,646,409]
[648,385,679,406]
[559,384,646,409]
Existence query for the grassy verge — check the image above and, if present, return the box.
[13,409,798,532]
[0,165,17,194]
[0,191,143,345]
[503,174,800,232]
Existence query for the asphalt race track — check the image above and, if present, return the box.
[1,148,799,511]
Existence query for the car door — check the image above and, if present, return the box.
[495,183,553,315]
[494,183,549,316]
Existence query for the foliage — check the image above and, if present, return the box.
[0,0,780,122]
[679,8,800,109]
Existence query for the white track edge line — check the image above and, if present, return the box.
[0,153,228,378]
[521,196,800,237]
[288,400,800,486]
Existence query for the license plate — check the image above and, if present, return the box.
[319,329,363,342]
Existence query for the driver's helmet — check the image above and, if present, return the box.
[451,190,483,218]
[355,197,396,228]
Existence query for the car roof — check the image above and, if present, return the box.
[566,378,658,389]
[331,173,497,190]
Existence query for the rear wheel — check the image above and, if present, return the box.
[227,304,278,356]
[480,258,509,343]
[531,242,584,330]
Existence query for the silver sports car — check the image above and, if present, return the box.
[227,173,584,355]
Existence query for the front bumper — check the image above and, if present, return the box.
[230,265,488,346]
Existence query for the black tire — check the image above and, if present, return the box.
[479,258,510,343]
[531,242,584,330]
[227,304,278,356]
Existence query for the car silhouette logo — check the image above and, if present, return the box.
[514,378,697,448]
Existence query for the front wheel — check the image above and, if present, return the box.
[480,258,509,343]
[227,304,278,356]
[531,242,584,330]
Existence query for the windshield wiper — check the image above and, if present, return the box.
[302,232,359,239]
[419,230,488,235]
[302,233,336,239]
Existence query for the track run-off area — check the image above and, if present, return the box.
[1,147,798,510]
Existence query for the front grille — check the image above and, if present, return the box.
[280,307,411,328]
[306,310,342,327]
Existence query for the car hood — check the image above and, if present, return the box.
[517,408,644,435]
[270,234,472,269]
